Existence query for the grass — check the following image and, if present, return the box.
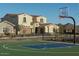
[0,39,79,56]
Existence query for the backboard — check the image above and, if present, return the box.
[59,7,68,17]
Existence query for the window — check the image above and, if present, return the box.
[32,17,37,23]
[3,27,9,33]
[23,17,26,23]
[40,18,43,23]
[53,28,57,33]
[53,28,56,32]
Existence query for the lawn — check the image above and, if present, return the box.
[0,39,79,56]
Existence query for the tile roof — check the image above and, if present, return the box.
[1,20,15,26]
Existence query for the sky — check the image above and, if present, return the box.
[0,3,79,25]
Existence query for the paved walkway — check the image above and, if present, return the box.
[0,36,63,40]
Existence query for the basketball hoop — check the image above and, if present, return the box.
[59,16,64,20]
[59,7,76,44]
[59,7,68,20]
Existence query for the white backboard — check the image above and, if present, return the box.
[59,7,68,16]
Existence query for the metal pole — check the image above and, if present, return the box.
[59,16,76,44]
[70,17,76,44]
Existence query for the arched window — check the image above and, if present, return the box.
[23,17,26,23]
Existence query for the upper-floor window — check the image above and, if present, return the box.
[40,18,43,23]
[23,17,26,23]
[32,17,37,23]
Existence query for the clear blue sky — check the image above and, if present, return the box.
[0,3,79,25]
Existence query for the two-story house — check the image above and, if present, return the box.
[1,13,47,35]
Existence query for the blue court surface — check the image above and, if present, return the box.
[23,42,79,49]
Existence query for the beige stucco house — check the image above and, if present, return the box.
[1,13,47,35]
[0,20,15,36]
[40,23,59,35]
[1,13,59,35]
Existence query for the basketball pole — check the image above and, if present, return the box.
[59,16,76,44]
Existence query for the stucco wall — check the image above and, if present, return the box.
[0,21,15,34]
[45,24,59,34]
[36,16,47,23]
[18,14,32,26]
[18,26,31,35]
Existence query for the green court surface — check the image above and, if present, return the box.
[0,39,79,56]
